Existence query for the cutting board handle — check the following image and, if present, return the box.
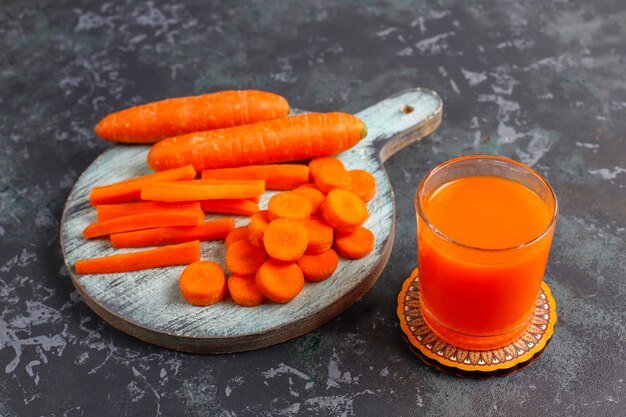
[345,88,443,164]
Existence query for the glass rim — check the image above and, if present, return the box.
[415,155,559,252]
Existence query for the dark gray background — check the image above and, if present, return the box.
[1,1,625,416]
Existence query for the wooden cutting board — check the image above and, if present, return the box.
[60,88,442,353]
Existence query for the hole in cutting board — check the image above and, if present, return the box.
[401,104,414,114]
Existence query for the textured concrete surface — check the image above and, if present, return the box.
[1,1,625,416]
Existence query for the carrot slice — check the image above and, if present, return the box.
[335,227,375,259]
[247,210,271,248]
[308,157,344,181]
[313,165,351,193]
[320,189,368,232]
[179,261,227,306]
[83,210,204,239]
[141,180,265,202]
[75,240,200,274]
[255,259,305,303]
[228,274,265,307]
[297,249,339,282]
[226,226,250,248]
[263,218,309,262]
[110,218,235,248]
[89,165,197,205]
[292,185,325,213]
[97,201,202,222]
[201,165,309,190]
[267,192,312,221]
[200,199,259,216]
[226,239,268,276]
[346,170,376,202]
[304,217,334,255]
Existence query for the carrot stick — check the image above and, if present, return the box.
[201,165,309,190]
[335,227,375,259]
[97,201,202,222]
[321,189,368,232]
[141,180,265,202]
[346,170,376,202]
[226,226,249,248]
[89,165,197,205]
[83,210,204,239]
[148,112,367,171]
[304,217,334,255]
[200,199,259,216]
[263,218,309,261]
[247,210,271,248]
[95,90,290,144]
[297,249,339,282]
[226,239,267,276]
[179,261,227,306]
[308,157,344,181]
[267,192,312,221]
[228,275,265,307]
[255,259,305,303]
[75,240,200,274]
[110,218,235,248]
[292,185,325,213]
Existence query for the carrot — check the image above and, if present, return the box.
[267,192,312,221]
[141,180,265,202]
[297,249,339,282]
[75,240,200,274]
[97,201,202,222]
[247,210,270,248]
[321,189,368,232]
[226,226,249,248]
[313,164,351,193]
[95,90,290,143]
[110,218,235,248]
[335,227,375,259]
[89,165,196,205]
[82,210,204,239]
[148,112,367,171]
[346,170,376,202]
[228,274,265,307]
[304,217,334,255]
[255,259,305,303]
[292,185,325,213]
[263,218,309,261]
[179,261,227,306]
[226,239,267,276]
[201,165,309,190]
[308,157,344,181]
[200,199,259,216]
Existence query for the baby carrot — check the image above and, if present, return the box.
[304,217,334,255]
[179,261,227,306]
[267,192,312,221]
[255,259,305,304]
[110,218,235,248]
[147,112,367,171]
[346,170,376,202]
[228,274,266,307]
[292,185,325,213]
[335,226,375,259]
[201,165,309,190]
[75,240,200,274]
[141,180,265,202]
[95,90,290,143]
[247,210,270,248]
[200,199,259,216]
[297,249,339,282]
[321,189,368,232]
[83,210,204,239]
[226,239,267,276]
[96,201,202,222]
[89,165,197,205]
[226,226,249,248]
[263,218,309,262]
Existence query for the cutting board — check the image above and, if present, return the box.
[60,88,442,353]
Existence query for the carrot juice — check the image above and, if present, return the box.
[415,156,557,350]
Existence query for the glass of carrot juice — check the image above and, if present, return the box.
[415,155,558,350]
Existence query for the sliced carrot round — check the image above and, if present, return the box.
[335,226,375,259]
[297,249,339,282]
[225,226,249,248]
[255,259,305,303]
[308,157,344,181]
[346,169,376,202]
[292,185,325,213]
[321,189,368,232]
[263,218,309,261]
[179,261,227,306]
[304,217,334,255]
[228,274,265,307]
[226,239,267,276]
[313,165,351,193]
[267,192,312,220]
[247,210,270,248]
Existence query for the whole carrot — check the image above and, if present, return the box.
[95,90,290,143]
[148,112,367,171]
